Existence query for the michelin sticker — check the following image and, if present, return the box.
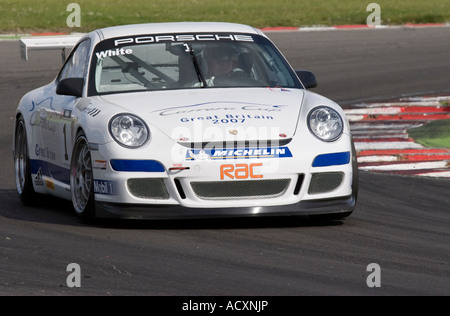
[186,147,293,161]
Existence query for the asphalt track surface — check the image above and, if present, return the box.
[0,27,449,296]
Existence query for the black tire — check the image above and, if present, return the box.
[70,131,95,220]
[13,116,39,205]
[351,138,359,203]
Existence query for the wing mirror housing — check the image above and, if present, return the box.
[56,78,84,97]
[295,70,318,89]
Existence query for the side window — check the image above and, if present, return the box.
[58,39,91,81]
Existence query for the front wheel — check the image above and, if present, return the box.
[70,131,95,220]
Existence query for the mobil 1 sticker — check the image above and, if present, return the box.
[93,180,116,195]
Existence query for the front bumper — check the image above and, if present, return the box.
[90,131,357,219]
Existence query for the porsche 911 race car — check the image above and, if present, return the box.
[13,22,358,220]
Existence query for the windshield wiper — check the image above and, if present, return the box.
[186,43,207,88]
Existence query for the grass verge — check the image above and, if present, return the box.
[409,120,450,150]
[1,0,450,33]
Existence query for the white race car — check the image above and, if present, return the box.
[13,22,358,220]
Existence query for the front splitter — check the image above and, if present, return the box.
[94,194,356,220]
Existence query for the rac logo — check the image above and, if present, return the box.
[220,163,263,180]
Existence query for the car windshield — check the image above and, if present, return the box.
[88,33,302,95]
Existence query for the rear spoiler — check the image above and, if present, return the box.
[19,35,82,62]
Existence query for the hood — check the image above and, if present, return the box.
[99,88,304,143]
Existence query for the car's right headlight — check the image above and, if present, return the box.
[307,106,344,142]
[109,114,149,148]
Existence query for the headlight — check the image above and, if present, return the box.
[308,106,344,142]
[109,114,149,148]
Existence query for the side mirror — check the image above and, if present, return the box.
[56,78,84,97]
[295,70,318,89]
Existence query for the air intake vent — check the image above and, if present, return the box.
[308,172,344,194]
[191,179,291,200]
[127,178,170,199]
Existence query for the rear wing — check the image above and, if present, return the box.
[19,35,82,62]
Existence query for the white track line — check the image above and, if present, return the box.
[360,161,448,171]
[357,156,400,163]
[417,171,450,177]
[354,141,425,151]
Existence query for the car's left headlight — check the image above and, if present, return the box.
[109,114,149,148]
[308,106,344,142]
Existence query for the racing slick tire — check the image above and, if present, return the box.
[70,131,95,221]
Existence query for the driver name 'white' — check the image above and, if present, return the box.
[96,48,133,59]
